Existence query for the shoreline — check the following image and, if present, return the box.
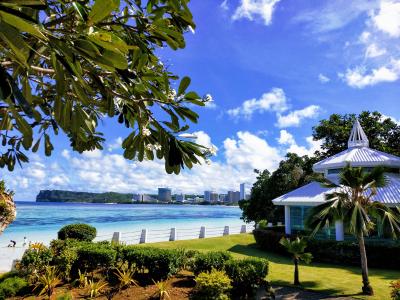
[30,201,240,206]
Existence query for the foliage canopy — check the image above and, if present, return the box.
[0,0,211,173]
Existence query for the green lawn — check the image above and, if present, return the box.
[147,234,399,300]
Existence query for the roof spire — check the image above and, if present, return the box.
[348,119,369,148]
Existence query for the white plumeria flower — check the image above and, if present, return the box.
[154,143,162,151]
[208,146,217,156]
[167,89,177,100]
[142,128,151,137]
[203,94,213,102]
[146,144,154,151]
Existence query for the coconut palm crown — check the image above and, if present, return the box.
[305,164,400,295]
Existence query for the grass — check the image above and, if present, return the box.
[148,233,400,300]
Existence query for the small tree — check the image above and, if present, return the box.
[0,180,16,235]
[306,165,400,295]
[279,237,312,285]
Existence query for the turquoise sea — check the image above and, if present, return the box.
[0,201,247,247]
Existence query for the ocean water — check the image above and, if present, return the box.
[0,201,248,247]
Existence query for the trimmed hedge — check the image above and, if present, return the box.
[192,251,232,275]
[225,258,269,298]
[253,229,400,269]
[74,242,116,273]
[118,246,183,280]
[58,223,97,242]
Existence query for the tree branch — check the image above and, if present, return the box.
[1,61,55,74]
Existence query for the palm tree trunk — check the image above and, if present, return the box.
[294,258,300,285]
[357,234,373,295]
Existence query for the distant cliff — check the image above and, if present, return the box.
[36,190,134,203]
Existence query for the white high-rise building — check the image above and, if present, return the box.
[240,183,245,200]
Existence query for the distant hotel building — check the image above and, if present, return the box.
[227,191,240,202]
[132,194,156,202]
[158,188,172,202]
[204,191,219,202]
[175,193,185,202]
[240,183,245,200]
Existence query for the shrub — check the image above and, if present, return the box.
[193,269,231,300]
[225,258,269,298]
[50,239,80,279]
[74,242,116,274]
[253,229,286,254]
[0,277,28,299]
[390,280,400,300]
[119,246,183,280]
[19,243,53,275]
[253,229,400,269]
[58,223,97,242]
[192,251,232,275]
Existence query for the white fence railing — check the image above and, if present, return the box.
[94,224,253,245]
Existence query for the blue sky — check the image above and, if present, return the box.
[4,0,400,200]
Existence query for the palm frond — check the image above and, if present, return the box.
[370,202,400,239]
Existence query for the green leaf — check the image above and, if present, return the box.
[44,133,53,156]
[0,10,47,40]
[88,0,120,25]
[0,22,30,67]
[178,76,190,96]
[72,2,87,20]
[32,138,41,152]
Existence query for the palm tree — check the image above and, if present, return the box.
[0,180,16,235]
[306,165,400,295]
[279,237,312,285]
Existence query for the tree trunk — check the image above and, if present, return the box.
[0,192,16,235]
[357,234,373,295]
[294,258,300,285]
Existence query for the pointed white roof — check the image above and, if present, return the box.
[348,119,369,148]
[313,119,400,173]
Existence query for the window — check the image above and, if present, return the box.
[290,206,312,230]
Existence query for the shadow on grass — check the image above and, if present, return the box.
[228,243,400,281]
[228,243,292,266]
[272,280,364,298]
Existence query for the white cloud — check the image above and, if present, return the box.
[277,130,321,156]
[286,136,322,157]
[372,0,400,37]
[49,175,69,186]
[277,130,295,145]
[232,0,281,25]
[227,88,288,119]
[224,131,282,171]
[82,149,103,159]
[61,150,70,159]
[365,43,387,58]
[359,31,371,43]
[276,105,321,128]
[26,165,46,180]
[220,0,229,11]
[318,73,330,83]
[193,131,218,154]
[107,137,123,152]
[341,59,400,88]
[294,1,377,33]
